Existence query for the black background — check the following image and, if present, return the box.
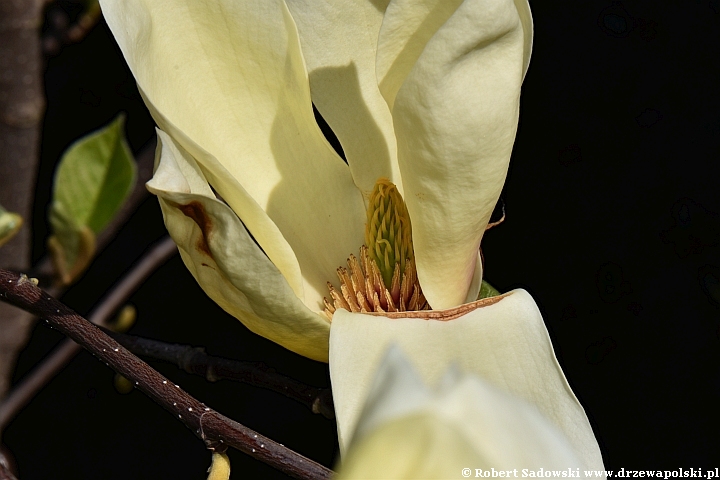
[4,1,720,478]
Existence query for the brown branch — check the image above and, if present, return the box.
[0,235,175,430]
[107,331,335,420]
[0,268,333,480]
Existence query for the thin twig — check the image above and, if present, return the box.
[107,331,335,419]
[0,269,333,480]
[0,236,176,430]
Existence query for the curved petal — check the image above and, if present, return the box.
[336,347,582,478]
[377,0,532,109]
[101,0,366,307]
[286,0,401,199]
[514,0,533,79]
[329,289,604,469]
[144,97,305,302]
[390,0,529,308]
[376,0,463,111]
[148,130,330,362]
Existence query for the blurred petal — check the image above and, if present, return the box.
[337,415,483,479]
[329,289,604,469]
[387,0,528,308]
[336,347,582,478]
[101,0,366,307]
[148,130,330,361]
[287,0,402,199]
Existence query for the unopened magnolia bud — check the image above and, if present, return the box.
[112,304,137,333]
[207,452,230,480]
[113,373,134,394]
[0,205,22,248]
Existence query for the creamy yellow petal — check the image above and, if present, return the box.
[388,0,529,308]
[377,0,532,108]
[286,0,401,199]
[337,347,582,478]
[376,0,463,111]
[101,0,366,308]
[145,104,309,304]
[148,130,329,362]
[329,290,604,469]
[514,0,533,79]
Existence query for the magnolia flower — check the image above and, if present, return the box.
[100,0,604,471]
[335,346,586,479]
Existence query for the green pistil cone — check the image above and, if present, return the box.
[365,178,413,288]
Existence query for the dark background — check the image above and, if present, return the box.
[4,1,720,478]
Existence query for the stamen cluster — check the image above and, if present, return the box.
[323,245,428,320]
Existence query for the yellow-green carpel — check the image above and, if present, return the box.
[324,178,428,319]
[365,178,413,289]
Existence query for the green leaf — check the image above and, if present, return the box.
[51,113,136,234]
[478,280,500,299]
[48,200,84,273]
[48,114,136,283]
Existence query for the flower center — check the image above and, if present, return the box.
[323,178,429,320]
